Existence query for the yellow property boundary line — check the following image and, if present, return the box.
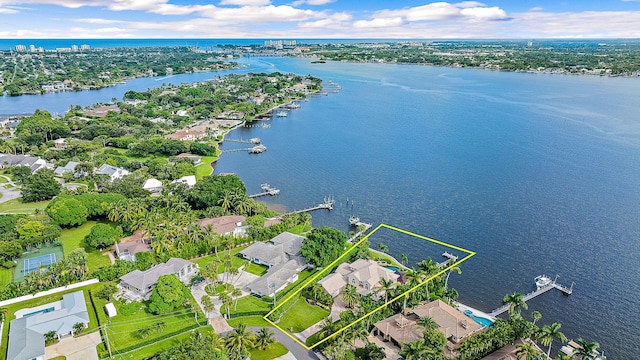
[263,223,476,350]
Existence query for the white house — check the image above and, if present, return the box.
[171,175,196,188]
[142,178,163,193]
[119,258,199,300]
[95,164,130,181]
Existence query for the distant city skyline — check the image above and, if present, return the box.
[1,0,640,39]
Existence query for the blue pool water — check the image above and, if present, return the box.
[23,307,55,318]
[464,310,494,328]
[384,266,399,271]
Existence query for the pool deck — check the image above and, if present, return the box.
[455,302,496,322]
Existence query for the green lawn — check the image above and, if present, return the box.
[275,269,317,301]
[227,315,271,328]
[244,262,268,276]
[0,198,50,214]
[195,155,218,179]
[0,177,7,183]
[0,267,13,286]
[249,342,289,360]
[222,295,272,317]
[288,223,312,235]
[277,297,329,333]
[0,284,102,359]
[192,247,247,273]
[111,326,214,360]
[60,221,112,271]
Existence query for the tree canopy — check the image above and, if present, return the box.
[148,274,189,314]
[300,227,347,267]
[46,197,88,227]
[187,175,246,210]
[21,169,61,202]
[15,110,70,145]
[83,223,123,250]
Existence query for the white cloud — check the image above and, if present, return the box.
[291,0,334,5]
[219,0,271,6]
[454,1,486,8]
[529,7,543,11]
[353,17,404,28]
[73,17,126,24]
[460,6,507,20]
[0,6,19,13]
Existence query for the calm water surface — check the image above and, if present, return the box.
[2,57,639,358]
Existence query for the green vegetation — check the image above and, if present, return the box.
[59,221,111,271]
[222,295,271,317]
[249,342,288,360]
[0,267,12,286]
[244,262,268,276]
[0,198,50,214]
[111,326,214,360]
[148,274,190,314]
[276,297,329,333]
[300,227,348,267]
[20,169,61,202]
[195,155,218,179]
[228,316,271,328]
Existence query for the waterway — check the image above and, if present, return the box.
[2,56,639,359]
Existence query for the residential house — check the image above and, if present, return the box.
[142,178,163,193]
[54,161,79,177]
[0,154,54,173]
[53,138,67,150]
[171,175,196,188]
[175,153,202,165]
[95,164,130,181]
[198,215,247,237]
[7,291,90,360]
[240,232,308,297]
[373,300,484,352]
[166,129,206,141]
[115,241,151,262]
[119,258,199,300]
[318,259,399,297]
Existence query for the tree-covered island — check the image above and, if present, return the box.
[0,46,237,96]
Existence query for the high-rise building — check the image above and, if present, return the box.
[80,44,90,50]
[15,45,26,51]
[29,44,36,52]
[72,44,78,51]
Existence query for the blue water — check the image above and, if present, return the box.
[464,310,494,328]
[1,55,639,359]
[384,266,399,272]
[23,307,55,317]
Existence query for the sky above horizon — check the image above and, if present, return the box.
[1,0,640,39]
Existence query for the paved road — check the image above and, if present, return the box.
[249,326,319,360]
[44,331,101,360]
[0,175,21,204]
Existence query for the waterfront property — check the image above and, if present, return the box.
[118,258,199,300]
[198,215,248,237]
[171,174,196,187]
[374,300,484,355]
[7,291,89,360]
[240,232,309,296]
[318,258,399,297]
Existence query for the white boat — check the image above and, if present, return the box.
[535,275,553,288]
[275,111,288,117]
[349,216,360,225]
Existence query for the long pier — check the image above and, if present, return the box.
[280,197,335,216]
[488,275,574,317]
[248,184,280,198]
[224,138,261,145]
[221,145,267,154]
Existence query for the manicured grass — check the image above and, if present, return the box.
[99,297,202,355]
[369,250,402,267]
[244,262,268,276]
[288,223,312,234]
[275,269,317,301]
[223,295,272,317]
[0,267,11,286]
[227,315,270,328]
[195,155,218,179]
[0,198,50,214]
[0,284,102,359]
[0,177,7,183]
[59,221,112,271]
[249,342,289,360]
[49,356,66,360]
[192,246,247,273]
[277,297,329,333]
[111,326,214,360]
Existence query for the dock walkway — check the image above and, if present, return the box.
[489,275,574,317]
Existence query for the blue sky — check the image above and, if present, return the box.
[1,0,639,38]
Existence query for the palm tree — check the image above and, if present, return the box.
[377,243,388,253]
[444,264,461,290]
[515,342,540,360]
[400,253,408,266]
[417,316,439,332]
[210,332,226,352]
[220,293,233,319]
[573,338,600,360]
[318,316,338,340]
[231,288,243,310]
[0,307,8,322]
[400,338,436,360]
[365,343,386,360]
[255,327,275,350]
[342,284,360,309]
[502,292,528,316]
[416,258,439,300]
[202,295,216,315]
[379,278,396,303]
[219,190,236,211]
[225,323,255,360]
[531,310,542,326]
[537,322,567,359]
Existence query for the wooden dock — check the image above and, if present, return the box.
[224,138,261,145]
[438,251,459,267]
[221,144,266,154]
[281,197,335,216]
[248,184,280,198]
[347,222,372,243]
[488,275,574,317]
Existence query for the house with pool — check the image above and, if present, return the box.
[7,291,90,360]
[373,299,485,356]
[318,259,399,298]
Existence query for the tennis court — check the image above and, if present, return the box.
[24,253,57,275]
[14,245,64,282]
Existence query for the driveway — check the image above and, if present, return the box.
[44,331,101,360]
[0,175,21,204]
[249,326,319,360]
[218,268,260,293]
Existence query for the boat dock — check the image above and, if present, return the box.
[221,144,267,154]
[281,197,335,216]
[488,275,574,317]
[224,138,261,145]
[347,221,373,243]
[248,184,280,198]
[439,251,459,267]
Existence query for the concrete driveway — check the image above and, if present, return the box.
[45,331,101,360]
[0,175,21,204]
[218,269,260,293]
[249,326,319,360]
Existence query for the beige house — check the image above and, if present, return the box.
[198,215,248,237]
[318,259,399,297]
[374,300,484,351]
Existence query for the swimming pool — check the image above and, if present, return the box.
[384,265,399,271]
[23,307,55,317]
[463,309,494,328]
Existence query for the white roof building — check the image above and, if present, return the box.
[171,175,196,187]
